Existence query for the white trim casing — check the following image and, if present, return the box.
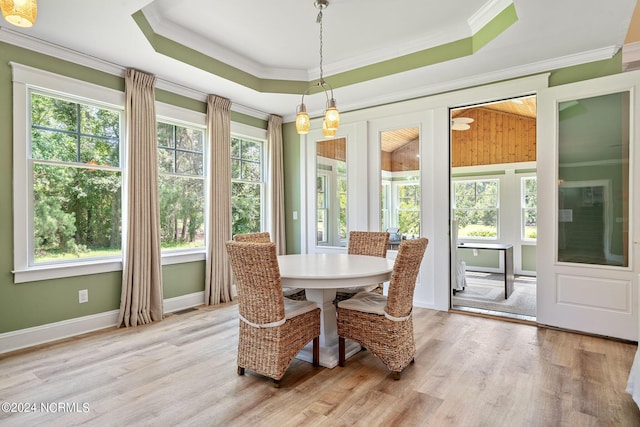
[11,64,126,284]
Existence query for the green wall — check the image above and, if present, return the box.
[283,122,302,254]
[458,248,500,269]
[0,38,623,335]
[0,42,262,334]
[522,245,537,271]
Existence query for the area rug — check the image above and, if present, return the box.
[451,271,537,317]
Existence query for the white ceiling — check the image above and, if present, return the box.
[0,0,636,122]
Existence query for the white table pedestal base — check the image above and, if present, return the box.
[294,288,361,368]
[296,339,361,368]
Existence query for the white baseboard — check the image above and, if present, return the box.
[0,291,205,355]
[163,291,206,314]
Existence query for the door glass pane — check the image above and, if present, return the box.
[557,92,629,266]
[316,137,347,247]
[380,127,420,244]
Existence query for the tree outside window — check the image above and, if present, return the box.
[396,183,420,237]
[454,179,499,239]
[316,174,328,244]
[231,137,264,236]
[30,92,122,263]
[157,121,205,250]
[522,177,537,240]
[337,163,347,240]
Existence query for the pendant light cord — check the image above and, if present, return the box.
[318,9,324,84]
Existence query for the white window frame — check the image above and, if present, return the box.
[12,64,126,283]
[452,177,500,240]
[12,65,267,283]
[392,181,421,237]
[156,103,207,265]
[521,175,537,242]
[231,123,268,235]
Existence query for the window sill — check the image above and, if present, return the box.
[13,259,123,284]
[13,251,206,283]
[161,250,206,265]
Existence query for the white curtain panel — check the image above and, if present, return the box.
[205,95,233,305]
[267,115,287,255]
[118,68,164,327]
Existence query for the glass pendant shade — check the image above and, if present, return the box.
[322,119,336,137]
[1,0,37,28]
[295,0,340,136]
[324,100,340,131]
[296,104,311,134]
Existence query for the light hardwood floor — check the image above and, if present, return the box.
[1,302,639,426]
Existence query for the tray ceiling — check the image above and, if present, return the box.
[0,0,635,121]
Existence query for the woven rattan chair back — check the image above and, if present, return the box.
[347,231,389,257]
[234,231,307,301]
[233,231,271,243]
[386,238,429,318]
[225,241,285,325]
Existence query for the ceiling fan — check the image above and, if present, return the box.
[451,117,474,131]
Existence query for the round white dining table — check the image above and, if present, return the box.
[278,253,395,368]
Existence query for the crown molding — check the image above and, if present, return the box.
[0,27,123,76]
[0,27,270,120]
[288,45,618,122]
[137,1,516,83]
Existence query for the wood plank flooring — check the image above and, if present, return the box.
[1,302,639,426]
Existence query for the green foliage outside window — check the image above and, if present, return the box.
[231,137,263,236]
[31,93,122,262]
[157,122,205,249]
[454,179,498,238]
[397,183,420,236]
[522,177,537,240]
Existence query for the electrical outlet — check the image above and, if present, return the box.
[78,289,88,304]
[473,249,478,257]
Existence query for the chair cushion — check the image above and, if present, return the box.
[337,291,387,315]
[284,298,318,319]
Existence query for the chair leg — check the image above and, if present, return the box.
[313,336,320,367]
[392,371,401,380]
[272,379,281,388]
[338,337,346,367]
[237,366,245,376]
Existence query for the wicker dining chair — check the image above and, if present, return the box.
[337,237,428,379]
[233,232,306,301]
[232,231,271,243]
[225,241,320,387]
[335,231,390,303]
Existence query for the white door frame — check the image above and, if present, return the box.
[537,70,640,341]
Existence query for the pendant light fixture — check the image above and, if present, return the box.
[1,0,38,28]
[295,0,340,137]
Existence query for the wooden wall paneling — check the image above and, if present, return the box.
[390,139,419,172]
[381,150,392,171]
[451,107,536,167]
[316,138,346,162]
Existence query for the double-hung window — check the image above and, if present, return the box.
[157,120,206,252]
[31,92,123,261]
[13,64,126,282]
[453,179,499,239]
[396,182,420,237]
[231,136,265,236]
[521,176,537,240]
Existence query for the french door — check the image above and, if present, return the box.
[537,70,640,341]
